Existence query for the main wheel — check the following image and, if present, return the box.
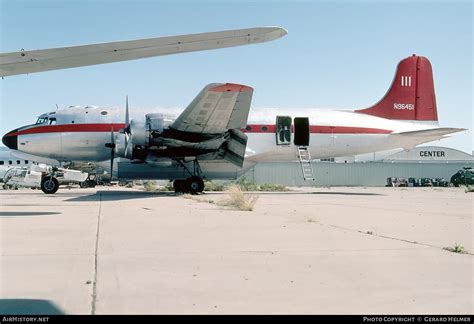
[173,179,186,193]
[41,177,59,194]
[80,181,89,188]
[185,176,204,194]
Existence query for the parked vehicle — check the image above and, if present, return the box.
[386,177,408,187]
[2,164,88,194]
[450,167,474,187]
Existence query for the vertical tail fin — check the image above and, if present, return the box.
[355,55,438,121]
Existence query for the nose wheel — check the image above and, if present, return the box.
[41,176,59,194]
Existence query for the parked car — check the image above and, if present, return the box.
[386,177,408,187]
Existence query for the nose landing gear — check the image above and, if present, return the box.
[41,176,59,194]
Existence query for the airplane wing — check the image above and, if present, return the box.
[170,83,253,134]
[0,27,287,77]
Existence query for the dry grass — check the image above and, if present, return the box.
[143,181,157,192]
[443,243,468,254]
[216,185,259,211]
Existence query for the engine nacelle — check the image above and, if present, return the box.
[121,113,172,159]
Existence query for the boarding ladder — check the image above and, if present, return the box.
[297,146,314,181]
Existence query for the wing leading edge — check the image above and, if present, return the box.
[0,27,287,77]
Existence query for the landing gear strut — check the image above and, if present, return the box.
[173,160,205,194]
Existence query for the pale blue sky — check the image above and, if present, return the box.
[1,0,472,153]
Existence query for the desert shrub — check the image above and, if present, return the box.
[443,243,468,254]
[143,181,157,192]
[217,185,259,211]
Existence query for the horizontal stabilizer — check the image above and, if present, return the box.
[391,127,466,137]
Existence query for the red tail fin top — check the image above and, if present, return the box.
[355,55,438,121]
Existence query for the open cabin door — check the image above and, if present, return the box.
[293,117,310,146]
[276,116,292,145]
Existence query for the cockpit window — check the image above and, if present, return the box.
[49,118,57,125]
[35,117,49,124]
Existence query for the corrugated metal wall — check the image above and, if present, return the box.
[243,161,474,186]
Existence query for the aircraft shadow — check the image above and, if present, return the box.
[0,211,61,217]
[308,191,384,196]
[0,299,64,315]
[65,190,177,202]
[202,191,384,196]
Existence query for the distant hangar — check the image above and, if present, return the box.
[243,146,474,187]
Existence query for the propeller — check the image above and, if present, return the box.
[124,95,132,158]
[125,95,130,133]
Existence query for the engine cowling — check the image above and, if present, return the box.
[118,113,172,160]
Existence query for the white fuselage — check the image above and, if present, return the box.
[8,106,442,164]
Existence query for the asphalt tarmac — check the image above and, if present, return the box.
[0,186,472,314]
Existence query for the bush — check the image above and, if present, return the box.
[204,180,226,191]
[143,181,157,192]
[230,177,288,192]
[217,185,259,211]
[232,177,259,191]
[443,243,468,254]
[258,183,288,192]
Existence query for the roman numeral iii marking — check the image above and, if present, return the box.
[401,75,411,87]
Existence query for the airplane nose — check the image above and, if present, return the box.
[2,131,18,150]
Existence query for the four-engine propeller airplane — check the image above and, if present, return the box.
[2,54,465,194]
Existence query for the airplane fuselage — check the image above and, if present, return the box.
[6,106,441,163]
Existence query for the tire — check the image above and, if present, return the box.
[80,181,89,188]
[185,176,204,194]
[41,177,59,194]
[173,179,185,193]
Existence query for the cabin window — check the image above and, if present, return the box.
[261,126,268,132]
[35,117,48,124]
[101,111,108,115]
[8,160,12,165]
[0,161,4,165]
[25,160,29,164]
[16,160,20,164]
[245,126,252,131]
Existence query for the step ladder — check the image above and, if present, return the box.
[297,146,314,181]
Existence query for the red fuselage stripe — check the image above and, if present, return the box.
[10,123,127,136]
[10,123,393,136]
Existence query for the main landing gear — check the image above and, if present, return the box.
[173,160,205,194]
[173,176,204,194]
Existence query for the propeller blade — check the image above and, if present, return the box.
[124,95,131,159]
[110,126,115,180]
[125,95,130,130]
